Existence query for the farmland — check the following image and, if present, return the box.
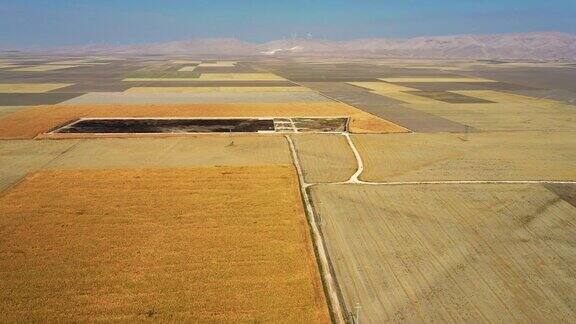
[0,55,575,323]
[0,166,329,322]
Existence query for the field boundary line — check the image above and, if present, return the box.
[285,134,346,324]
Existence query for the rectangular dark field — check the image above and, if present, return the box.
[55,118,275,134]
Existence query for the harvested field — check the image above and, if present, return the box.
[0,166,329,322]
[378,77,497,83]
[0,140,79,191]
[0,103,406,139]
[401,100,576,131]
[42,136,291,170]
[11,65,79,72]
[292,134,357,183]
[353,132,576,182]
[124,86,310,93]
[311,183,576,323]
[0,83,73,93]
[198,73,286,81]
[58,92,330,104]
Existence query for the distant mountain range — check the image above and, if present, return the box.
[7,32,576,61]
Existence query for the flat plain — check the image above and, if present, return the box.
[1,55,575,323]
[0,166,329,322]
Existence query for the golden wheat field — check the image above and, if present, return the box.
[311,183,576,323]
[0,166,330,322]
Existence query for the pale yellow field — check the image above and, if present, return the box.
[378,77,497,83]
[177,66,197,72]
[0,140,79,191]
[311,183,576,323]
[401,101,576,131]
[125,86,310,93]
[0,83,73,93]
[452,90,561,105]
[44,136,292,170]
[0,166,330,322]
[353,132,576,182]
[371,90,445,104]
[172,60,201,64]
[198,73,286,81]
[0,64,19,69]
[292,134,357,183]
[198,61,237,67]
[348,82,419,92]
[11,65,79,72]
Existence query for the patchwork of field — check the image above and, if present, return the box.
[311,184,576,323]
[0,166,329,322]
[1,55,575,323]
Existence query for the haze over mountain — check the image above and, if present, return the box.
[11,32,576,61]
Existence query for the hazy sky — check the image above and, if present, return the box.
[1,0,575,46]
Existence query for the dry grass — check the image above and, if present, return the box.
[353,132,576,182]
[124,86,310,93]
[292,134,357,183]
[0,83,73,93]
[0,166,330,322]
[11,65,79,72]
[311,183,576,323]
[0,103,407,139]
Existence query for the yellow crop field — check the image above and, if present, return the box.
[11,65,79,72]
[177,66,197,72]
[198,61,237,67]
[353,132,576,182]
[292,134,357,183]
[0,83,73,93]
[125,86,310,93]
[348,82,419,92]
[311,183,576,323]
[198,73,286,80]
[172,60,202,64]
[0,166,330,322]
[452,90,561,105]
[0,103,407,139]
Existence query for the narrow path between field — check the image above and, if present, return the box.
[284,135,346,324]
